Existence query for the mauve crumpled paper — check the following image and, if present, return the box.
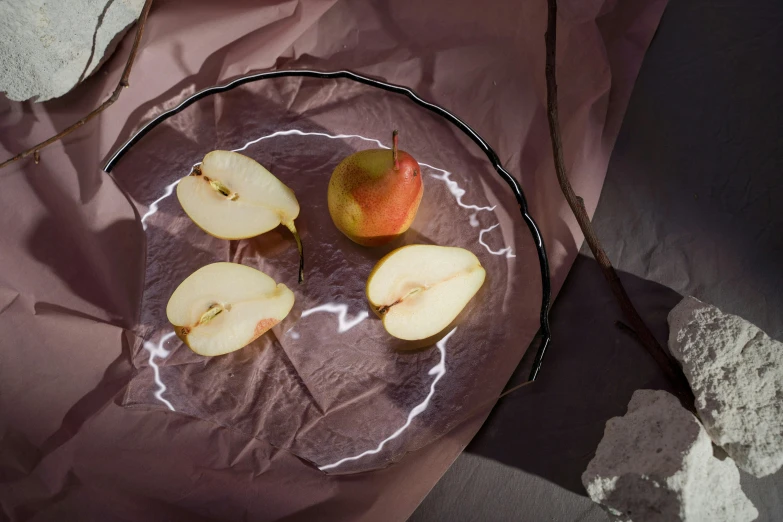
[0,0,668,519]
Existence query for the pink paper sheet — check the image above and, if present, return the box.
[0,0,667,519]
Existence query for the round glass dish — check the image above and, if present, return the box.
[106,71,550,474]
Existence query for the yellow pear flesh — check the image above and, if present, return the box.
[177,150,304,282]
[166,262,295,356]
[366,245,486,340]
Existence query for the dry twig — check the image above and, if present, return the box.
[0,0,154,170]
[544,0,695,408]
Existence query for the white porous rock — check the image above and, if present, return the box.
[582,390,757,522]
[0,0,144,102]
[668,296,783,477]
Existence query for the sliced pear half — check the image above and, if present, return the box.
[166,262,295,356]
[177,150,304,282]
[366,245,486,340]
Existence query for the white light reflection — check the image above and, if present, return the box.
[142,332,176,411]
[318,328,455,471]
[231,129,386,153]
[423,166,496,213]
[479,224,516,258]
[300,303,369,333]
[140,178,180,230]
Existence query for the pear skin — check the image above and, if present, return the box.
[328,131,423,246]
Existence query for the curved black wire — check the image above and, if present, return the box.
[103,69,552,382]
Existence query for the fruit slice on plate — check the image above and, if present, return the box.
[366,245,486,340]
[166,262,295,356]
[177,150,305,282]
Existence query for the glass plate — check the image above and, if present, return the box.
[106,70,551,474]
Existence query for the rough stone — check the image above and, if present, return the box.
[582,389,757,522]
[668,296,783,477]
[0,0,144,102]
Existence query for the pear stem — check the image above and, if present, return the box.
[285,221,304,284]
[392,130,399,171]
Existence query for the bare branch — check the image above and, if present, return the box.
[544,0,695,409]
[0,0,154,170]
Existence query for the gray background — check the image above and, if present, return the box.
[411,0,783,519]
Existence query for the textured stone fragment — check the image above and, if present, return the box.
[0,0,144,102]
[669,296,783,477]
[583,389,757,522]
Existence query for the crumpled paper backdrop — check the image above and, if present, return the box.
[0,0,667,519]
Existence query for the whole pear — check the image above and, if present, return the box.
[328,131,423,246]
